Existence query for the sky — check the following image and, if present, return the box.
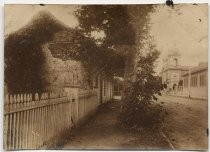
[4,4,208,74]
[4,4,79,35]
[149,4,208,73]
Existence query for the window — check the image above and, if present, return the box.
[200,74,207,87]
[191,76,198,87]
[184,78,188,88]
[173,58,178,66]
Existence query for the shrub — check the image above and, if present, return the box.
[120,48,165,130]
[120,97,166,130]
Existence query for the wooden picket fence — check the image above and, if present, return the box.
[3,89,99,150]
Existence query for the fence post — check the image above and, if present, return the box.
[27,94,32,149]
[16,94,21,149]
[12,95,17,150]
[3,89,103,150]
[74,89,79,123]
[8,95,14,150]
[4,94,9,150]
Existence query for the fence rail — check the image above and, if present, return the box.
[4,89,99,150]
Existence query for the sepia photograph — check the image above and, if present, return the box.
[3,2,208,150]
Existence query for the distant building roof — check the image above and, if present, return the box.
[167,51,181,57]
[182,62,208,76]
[161,65,190,73]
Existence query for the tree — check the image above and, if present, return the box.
[74,5,164,129]
[75,5,136,46]
[74,5,136,77]
[120,45,164,129]
[117,6,165,129]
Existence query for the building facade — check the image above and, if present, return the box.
[161,52,208,99]
[161,52,189,92]
[181,62,208,99]
[43,30,114,103]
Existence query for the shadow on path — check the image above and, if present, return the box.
[63,100,171,150]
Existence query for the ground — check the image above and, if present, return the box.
[62,95,208,150]
[157,95,208,150]
[63,100,170,150]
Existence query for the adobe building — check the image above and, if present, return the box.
[5,11,113,103]
[43,29,113,103]
[161,51,208,99]
[160,52,189,92]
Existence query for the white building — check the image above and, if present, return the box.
[181,62,208,99]
[161,52,189,92]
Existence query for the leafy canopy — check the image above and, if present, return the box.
[73,5,136,77]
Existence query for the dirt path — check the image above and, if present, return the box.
[157,95,208,150]
[63,100,170,150]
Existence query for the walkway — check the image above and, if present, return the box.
[63,100,170,150]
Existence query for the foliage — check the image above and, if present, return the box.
[52,5,154,77]
[120,46,165,129]
[75,5,136,46]
[5,6,164,129]
[75,5,165,129]
[4,11,66,93]
[48,29,126,78]
[74,5,136,77]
